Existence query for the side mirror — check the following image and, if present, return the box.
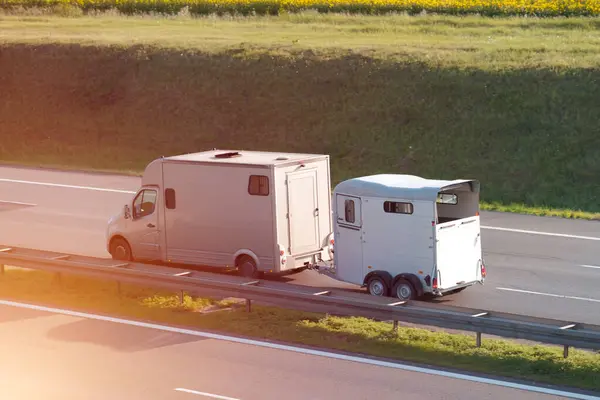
[124,204,131,219]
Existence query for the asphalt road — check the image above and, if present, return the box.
[0,303,580,400]
[0,165,599,324]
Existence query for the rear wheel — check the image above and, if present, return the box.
[392,278,416,300]
[237,255,258,278]
[366,276,389,297]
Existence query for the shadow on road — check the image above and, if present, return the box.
[0,304,53,324]
[45,318,206,352]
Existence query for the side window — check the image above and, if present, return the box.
[165,188,176,209]
[437,193,458,205]
[383,201,414,215]
[344,199,355,223]
[133,189,157,219]
[248,175,269,196]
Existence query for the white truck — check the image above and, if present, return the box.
[329,174,486,300]
[106,149,333,277]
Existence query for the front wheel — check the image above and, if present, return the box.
[392,278,416,300]
[110,238,132,261]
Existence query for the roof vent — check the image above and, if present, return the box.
[275,156,289,161]
[214,151,241,159]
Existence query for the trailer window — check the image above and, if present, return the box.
[436,190,478,223]
[248,175,269,196]
[383,201,413,215]
[133,189,157,219]
[344,199,355,223]
[165,188,176,209]
[437,193,458,205]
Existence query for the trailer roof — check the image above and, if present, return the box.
[163,149,327,167]
[334,174,479,202]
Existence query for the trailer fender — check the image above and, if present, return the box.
[363,270,393,289]
[393,273,424,297]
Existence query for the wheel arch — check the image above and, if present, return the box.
[233,249,260,269]
[393,273,424,297]
[363,270,393,289]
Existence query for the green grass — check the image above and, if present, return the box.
[480,202,600,221]
[0,13,599,219]
[1,267,600,391]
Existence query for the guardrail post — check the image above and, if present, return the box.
[558,324,576,358]
[393,320,398,332]
[0,264,4,275]
[246,299,252,313]
[476,332,482,347]
[179,290,184,305]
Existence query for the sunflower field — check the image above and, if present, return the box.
[2,0,599,17]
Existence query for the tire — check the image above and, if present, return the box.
[237,256,258,278]
[392,278,416,300]
[366,275,389,297]
[110,237,132,261]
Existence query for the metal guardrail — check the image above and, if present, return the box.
[1,244,599,357]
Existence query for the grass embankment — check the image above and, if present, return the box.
[0,14,599,220]
[2,268,600,391]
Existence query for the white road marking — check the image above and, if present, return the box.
[481,226,600,241]
[0,200,37,206]
[581,265,600,270]
[497,287,600,303]
[0,299,598,400]
[0,178,136,194]
[1,177,600,241]
[174,388,240,400]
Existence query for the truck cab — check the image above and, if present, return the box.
[331,174,485,300]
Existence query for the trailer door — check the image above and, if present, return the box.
[287,169,321,255]
[435,217,481,290]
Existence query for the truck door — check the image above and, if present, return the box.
[129,188,161,261]
[287,169,321,255]
[334,194,364,286]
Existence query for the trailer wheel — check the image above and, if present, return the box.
[237,255,258,278]
[366,275,389,297]
[110,237,132,261]
[392,278,416,300]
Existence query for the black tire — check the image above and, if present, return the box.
[237,256,258,278]
[366,275,389,297]
[110,237,132,261]
[392,278,416,300]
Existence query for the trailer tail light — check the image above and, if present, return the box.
[432,276,438,289]
[279,244,287,265]
[481,262,486,278]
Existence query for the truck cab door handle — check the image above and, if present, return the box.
[147,223,155,228]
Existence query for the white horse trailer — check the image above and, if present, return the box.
[331,174,486,300]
